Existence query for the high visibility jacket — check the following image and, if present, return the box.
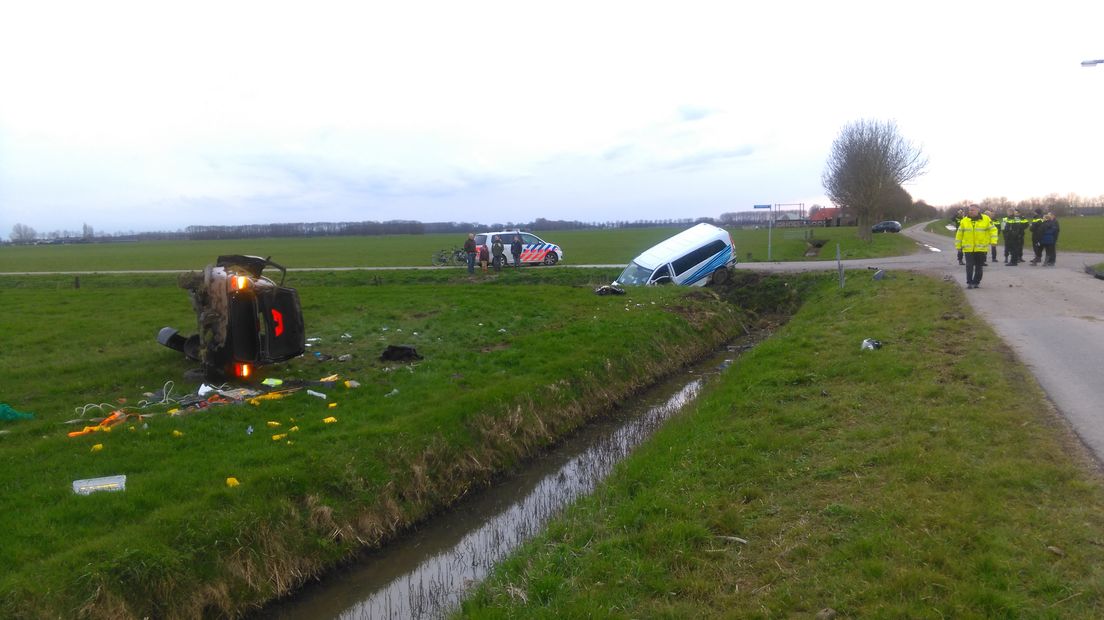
[955,215,997,252]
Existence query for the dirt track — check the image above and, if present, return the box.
[735,223,1104,465]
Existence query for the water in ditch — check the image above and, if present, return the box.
[264,345,748,619]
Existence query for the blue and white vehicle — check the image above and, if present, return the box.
[615,223,737,287]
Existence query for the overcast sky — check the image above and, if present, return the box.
[2,1,1103,235]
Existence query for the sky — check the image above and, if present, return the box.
[2,1,1103,236]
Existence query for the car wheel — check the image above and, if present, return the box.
[542,252,559,266]
[709,267,729,285]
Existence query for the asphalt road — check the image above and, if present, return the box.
[735,222,1104,465]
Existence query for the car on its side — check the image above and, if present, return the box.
[871,220,902,233]
[615,223,736,287]
[474,231,563,267]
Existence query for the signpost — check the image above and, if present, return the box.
[754,204,772,261]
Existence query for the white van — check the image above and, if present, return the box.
[615,223,737,287]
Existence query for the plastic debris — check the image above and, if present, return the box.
[384,388,399,398]
[380,345,422,362]
[261,378,283,387]
[73,475,126,495]
[198,384,216,396]
[226,477,240,487]
[90,443,104,453]
[289,426,299,432]
[306,390,327,399]
[498,328,507,333]
[267,421,281,427]
[594,284,626,296]
[323,416,337,424]
[246,425,254,436]
[861,338,883,351]
[345,380,360,389]
[307,337,322,342]
[172,430,184,437]
[341,333,352,340]
[0,403,34,421]
[338,354,353,362]
[272,433,287,441]
[328,403,337,409]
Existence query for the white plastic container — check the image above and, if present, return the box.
[72,475,127,495]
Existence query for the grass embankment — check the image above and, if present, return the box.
[0,225,914,272]
[0,268,747,618]
[462,272,1104,618]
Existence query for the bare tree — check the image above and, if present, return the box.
[10,223,37,243]
[822,119,928,240]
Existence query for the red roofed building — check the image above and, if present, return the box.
[809,207,854,227]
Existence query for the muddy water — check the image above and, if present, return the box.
[265,347,740,620]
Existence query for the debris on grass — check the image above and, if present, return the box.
[0,403,35,422]
[861,338,883,350]
[72,475,126,495]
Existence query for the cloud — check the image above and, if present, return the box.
[658,146,757,171]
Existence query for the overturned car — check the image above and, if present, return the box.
[158,255,306,381]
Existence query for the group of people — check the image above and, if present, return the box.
[462,233,524,274]
[953,204,1060,289]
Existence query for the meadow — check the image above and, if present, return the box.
[0,267,750,618]
[0,225,915,273]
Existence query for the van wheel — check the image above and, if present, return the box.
[710,267,729,285]
[542,252,559,266]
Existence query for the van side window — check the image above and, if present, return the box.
[520,234,540,244]
[650,264,671,283]
[474,235,487,245]
[672,240,725,275]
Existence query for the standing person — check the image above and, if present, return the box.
[1039,212,1060,266]
[983,208,998,265]
[491,236,505,273]
[463,233,477,274]
[1028,209,1045,265]
[1005,209,1029,266]
[999,210,1011,264]
[510,234,523,269]
[478,243,490,273]
[954,204,997,289]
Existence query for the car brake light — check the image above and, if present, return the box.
[234,363,252,378]
[232,275,250,290]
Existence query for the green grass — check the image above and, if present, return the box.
[926,215,1104,253]
[0,268,746,617]
[0,226,916,273]
[461,272,1104,618]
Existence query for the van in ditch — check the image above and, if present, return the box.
[614,223,737,287]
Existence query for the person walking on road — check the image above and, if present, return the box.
[463,233,477,274]
[1038,212,1060,266]
[955,204,997,289]
[510,234,523,269]
[491,236,505,273]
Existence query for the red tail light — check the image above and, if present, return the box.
[232,276,250,290]
[234,363,252,378]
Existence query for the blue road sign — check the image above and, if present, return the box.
[753,204,771,209]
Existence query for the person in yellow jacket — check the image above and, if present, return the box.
[954,204,998,289]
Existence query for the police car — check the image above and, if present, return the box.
[474,231,564,267]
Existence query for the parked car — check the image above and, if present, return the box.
[615,223,737,287]
[872,220,902,233]
[474,231,563,267]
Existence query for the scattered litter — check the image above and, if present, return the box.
[289,426,300,432]
[226,477,240,487]
[306,390,327,400]
[90,443,103,453]
[172,430,184,437]
[0,403,35,421]
[198,384,217,397]
[261,378,284,387]
[246,425,254,436]
[323,416,337,424]
[338,354,353,362]
[380,345,422,362]
[267,421,281,427]
[319,374,340,383]
[384,389,399,398]
[328,403,337,409]
[594,284,626,296]
[498,328,507,333]
[345,380,360,389]
[73,475,126,495]
[307,337,322,342]
[272,433,287,441]
[872,269,885,280]
[341,333,352,340]
[860,338,883,350]
[313,352,334,361]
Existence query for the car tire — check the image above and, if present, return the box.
[542,252,559,266]
[710,267,729,285]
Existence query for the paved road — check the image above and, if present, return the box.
[735,222,1104,464]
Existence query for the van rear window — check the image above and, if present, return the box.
[474,235,487,245]
[672,240,726,275]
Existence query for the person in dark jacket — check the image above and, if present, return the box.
[1004,208,1030,266]
[510,235,523,269]
[463,233,477,274]
[491,236,505,273]
[1038,212,1060,266]
[1028,209,1045,265]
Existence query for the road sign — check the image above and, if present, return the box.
[753,204,771,209]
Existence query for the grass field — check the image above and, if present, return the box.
[0,225,916,273]
[462,272,1104,618]
[0,267,748,618]
[925,214,1104,253]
